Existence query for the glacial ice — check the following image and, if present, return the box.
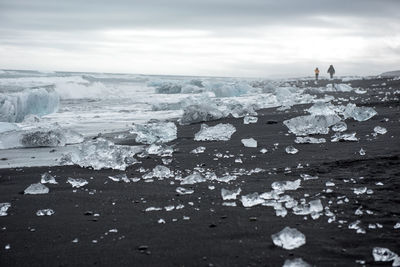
[180,104,224,125]
[325,83,353,92]
[67,178,88,188]
[180,172,206,185]
[331,122,347,132]
[0,87,59,123]
[372,247,400,266]
[292,199,323,216]
[41,173,58,184]
[307,102,337,116]
[143,165,173,180]
[241,138,257,148]
[343,103,377,121]
[283,114,341,136]
[331,132,358,142]
[0,203,11,216]
[36,209,55,216]
[243,116,258,124]
[24,183,49,194]
[60,138,143,170]
[285,146,298,154]
[194,123,236,141]
[283,258,312,267]
[271,179,301,192]
[221,188,241,200]
[374,126,387,135]
[271,227,306,250]
[295,137,326,144]
[130,122,177,144]
[240,193,265,207]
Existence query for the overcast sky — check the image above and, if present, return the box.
[0,0,399,77]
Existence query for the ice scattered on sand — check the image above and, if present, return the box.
[243,116,258,124]
[67,178,88,188]
[283,257,312,267]
[181,172,206,185]
[36,209,55,216]
[191,146,206,154]
[146,144,174,157]
[158,218,166,224]
[374,126,387,135]
[24,183,49,194]
[285,146,299,154]
[221,188,241,200]
[372,247,400,266]
[283,114,341,136]
[307,101,337,116]
[394,223,400,229]
[295,137,326,144]
[222,202,237,207]
[331,132,358,142]
[164,205,175,211]
[60,138,142,170]
[41,173,57,184]
[331,121,348,132]
[194,123,236,141]
[260,148,268,154]
[145,207,162,212]
[176,187,194,195]
[343,103,377,121]
[130,121,177,144]
[108,174,131,183]
[211,174,237,183]
[272,179,301,192]
[359,148,366,156]
[240,193,265,207]
[0,203,11,216]
[353,187,367,195]
[292,199,323,217]
[271,227,306,250]
[241,138,257,148]
[143,165,173,180]
[5,244,10,250]
[180,104,224,125]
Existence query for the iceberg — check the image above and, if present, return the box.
[283,114,342,136]
[130,122,177,144]
[24,183,49,194]
[271,227,306,250]
[194,123,236,141]
[343,103,377,121]
[60,138,143,170]
[0,87,59,123]
[241,138,257,148]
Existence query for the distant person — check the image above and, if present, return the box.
[327,65,335,79]
[314,67,320,81]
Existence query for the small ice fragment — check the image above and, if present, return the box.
[326,181,335,187]
[5,244,10,250]
[293,199,323,216]
[36,209,55,216]
[235,158,243,163]
[300,174,318,180]
[221,188,241,200]
[0,203,11,216]
[283,258,312,267]
[372,247,400,266]
[243,116,258,124]
[213,175,237,183]
[191,146,206,154]
[222,202,237,207]
[41,173,57,184]
[164,205,175,211]
[272,179,301,191]
[194,123,236,141]
[158,219,166,224]
[67,178,88,188]
[331,132,358,142]
[176,187,194,195]
[108,174,130,183]
[241,138,257,148]
[332,122,348,132]
[109,229,118,233]
[240,193,265,207]
[208,185,215,190]
[72,238,79,243]
[285,146,298,154]
[271,227,306,250]
[260,148,268,154]
[145,207,162,212]
[394,223,400,229]
[295,137,326,144]
[359,148,366,156]
[183,216,190,220]
[181,172,206,185]
[374,126,387,135]
[353,187,367,195]
[24,183,49,194]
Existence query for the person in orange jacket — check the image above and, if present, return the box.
[327,65,335,79]
[314,67,320,81]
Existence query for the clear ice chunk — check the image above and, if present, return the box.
[283,115,341,136]
[67,178,88,188]
[359,148,366,156]
[143,165,173,180]
[243,116,258,124]
[283,258,312,267]
[176,187,194,195]
[292,199,323,216]
[372,247,400,266]
[108,174,130,183]
[191,146,206,154]
[0,203,11,216]
[180,104,224,125]
[41,173,57,184]
[374,126,387,135]
[343,103,377,121]
[285,146,299,154]
[24,183,49,194]
[295,137,326,144]
[271,227,306,250]
[272,179,301,191]
[240,193,265,207]
[36,209,55,216]
[221,188,241,200]
[130,122,177,144]
[181,172,206,185]
[331,132,358,142]
[332,122,347,132]
[241,138,257,148]
[194,123,236,141]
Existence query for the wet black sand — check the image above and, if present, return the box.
[0,77,399,266]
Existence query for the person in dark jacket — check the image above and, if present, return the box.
[314,67,320,81]
[327,65,335,79]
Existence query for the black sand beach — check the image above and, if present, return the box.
[1,77,399,266]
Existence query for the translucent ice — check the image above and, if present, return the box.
[41,173,57,184]
[283,258,312,267]
[272,179,301,192]
[285,146,298,154]
[243,116,258,124]
[180,172,206,185]
[130,122,177,144]
[36,209,55,216]
[292,199,323,216]
[180,104,224,125]
[240,193,265,207]
[331,132,358,142]
[194,123,236,141]
[143,165,173,180]
[307,102,337,116]
[331,122,347,132]
[372,247,400,266]
[221,188,241,200]
[271,227,306,250]
[176,187,194,195]
[191,146,206,154]
[283,115,341,136]
[24,183,49,194]
[241,138,257,148]
[295,137,326,144]
[359,148,366,156]
[0,203,11,216]
[374,126,387,135]
[108,174,130,183]
[343,103,377,121]
[67,178,88,188]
